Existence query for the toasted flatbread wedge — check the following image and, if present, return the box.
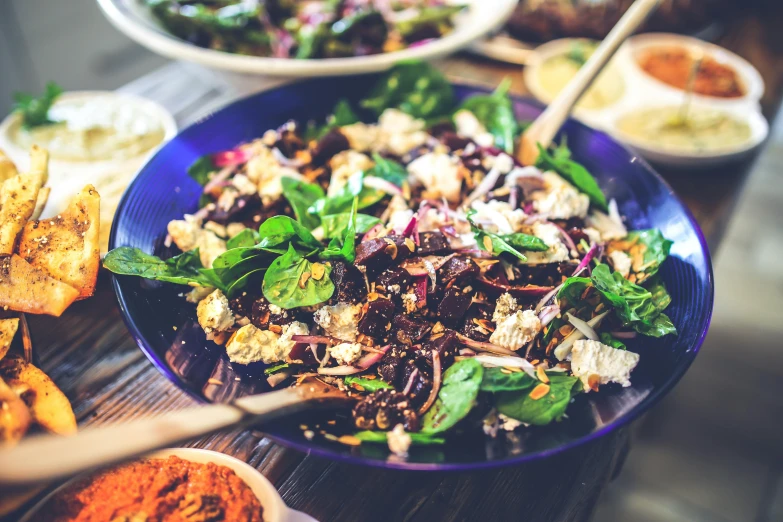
[0,174,42,255]
[18,185,100,299]
[0,376,31,446]
[0,149,18,184]
[30,186,50,221]
[0,356,76,436]
[0,255,79,316]
[0,317,19,361]
[28,145,49,186]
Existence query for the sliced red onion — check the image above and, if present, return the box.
[610,331,637,339]
[364,175,403,197]
[363,223,384,241]
[566,312,599,341]
[309,343,323,365]
[440,225,458,237]
[458,348,477,356]
[418,350,441,415]
[203,165,235,195]
[272,147,306,168]
[455,248,493,259]
[456,333,517,356]
[508,186,519,210]
[401,255,455,276]
[356,344,391,370]
[573,242,599,276]
[538,304,560,326]
[464,167,501,207]
[476,276,555,298]
[551,222,578,256]
[213,147,254,167]
[401,212,419,245]
[317,365,363,376]
[535,282,564,313]
[473,354,537,380]
[409,38,436,48]
[523,202,534,214]
[291,335,338,345]
[267,370,291,387]
[402,368,419,395]
[553,311,609,361]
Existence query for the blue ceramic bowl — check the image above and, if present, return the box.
[110,77,714,470]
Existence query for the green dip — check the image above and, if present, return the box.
[616,106,752,153]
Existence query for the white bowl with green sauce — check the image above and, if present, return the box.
[0,91,177,252]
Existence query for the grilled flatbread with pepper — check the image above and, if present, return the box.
[0,255,79,316]
[0,376,31,446]
[0,146,47,255]
[0,317,19,361]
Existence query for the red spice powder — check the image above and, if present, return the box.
[35,455,264,522]
[637,46,745,98]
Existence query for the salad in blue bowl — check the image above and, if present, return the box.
[105,63,712,468]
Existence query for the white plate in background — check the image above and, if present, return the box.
[97,0,518,77]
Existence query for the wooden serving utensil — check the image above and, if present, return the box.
[0,377,352,485]
[518,0,663,166]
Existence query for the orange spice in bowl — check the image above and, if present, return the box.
[34,455,264,521]
[636,46,745,99]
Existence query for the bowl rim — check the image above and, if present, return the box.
[96,0,517,77]
[18,448,290,522]
[109,80,715,471]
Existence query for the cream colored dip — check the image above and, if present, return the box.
[11,97,165,162]
[537,45,625,110]
[616,106,752,153]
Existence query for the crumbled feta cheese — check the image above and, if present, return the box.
[523,222,570,264]
[378,109,429,156]
[532,172,590,219]
[407,152,463,202]
[489,309,542,351]
[196,289,235,335]
[278,321,310,360]
[387,284,401,294]
[387,424,412,457]
[340,122,379,152]
[216,189,238,212]
[203,221,227,238]
[328,150,374,197]
[268,304,283,315]
[313,302,362,341]
[245,144,303,206]
[570,339,640,391]
[498,413,522,431]
[167,216,227,268]
[482,153,515,175]
[417,207,449,232]
[470,200,526,235]
[609,250,632,278]
[226,222,247,238]
[583,227,602,245]
[493,292,519,323]
[401,292,418,313]
[231,173,258,195]
[453,109,494,148]
[186,285,214,304]
[328,342,363,366]
[225,324,280,365]
[586,207,628,241]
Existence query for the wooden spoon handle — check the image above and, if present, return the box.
[0,387,304,485]
[519,0,662,165]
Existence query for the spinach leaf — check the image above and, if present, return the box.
[295,22,331,59]
[262,244,334,309]
[227,267,266,297]
[14,81,62,129]
[344,376,394,393]
[395,5,465,39]
[421,358,483,434]
[187,154,216,186]
[226,228,259,249]
[264,363,289,375]
[496,374,582,426]
[320,212,380,238]
[310,171,385,216]
[304,98,359,141]
[281,177,325,230]
[319,198,358,263]
[556,276,591,306]
[467,210,527,261]
[480,367,536,393]
[591,264,677,337]
[535,141,608,212]
[456,78,519,153]
[502,233,549,252]
[360,61,454,120]
[354,430,445,446]
[625,229,673,279]
[257,216,323,251]
[600,332,627,350]
[103,247,222,289]
[367,153,408,187]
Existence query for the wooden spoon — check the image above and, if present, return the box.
[0,377,352,485]
[518,0,663,166]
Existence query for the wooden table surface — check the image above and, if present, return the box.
[6,5,783,521]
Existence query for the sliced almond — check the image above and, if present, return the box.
[311,262,326,281]
[482,235,493,254]
[383,238,398,259]
[299,271,311,288]
[536,366,550,384]
[269,324,283,334]
[529,383,550,401]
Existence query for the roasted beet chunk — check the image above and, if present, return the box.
[207,194,262,225]
[330,260,366,303]
[377,345,409,384]
[376,266,412,293]
[311,129,350,165]
[399,361,433,408]
[438,287,473,327]
[417,330,458,369]
[275,128,305,158]
[438,256,479,283]
[250,298,297,329]
[353,389,420,431]
[392,314,432,345]
[358,298,396,338]
[440,131,471,150]
[417,231,451,255]
[460,308,492,342]
[354,235,414,273]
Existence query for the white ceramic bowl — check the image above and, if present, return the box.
[19,448,317,522]
[523,35,769,168]
[96,0,518,77]
[0,90,177,253]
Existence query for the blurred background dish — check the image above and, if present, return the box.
[97,0,518,76]
[474,0,732,65]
